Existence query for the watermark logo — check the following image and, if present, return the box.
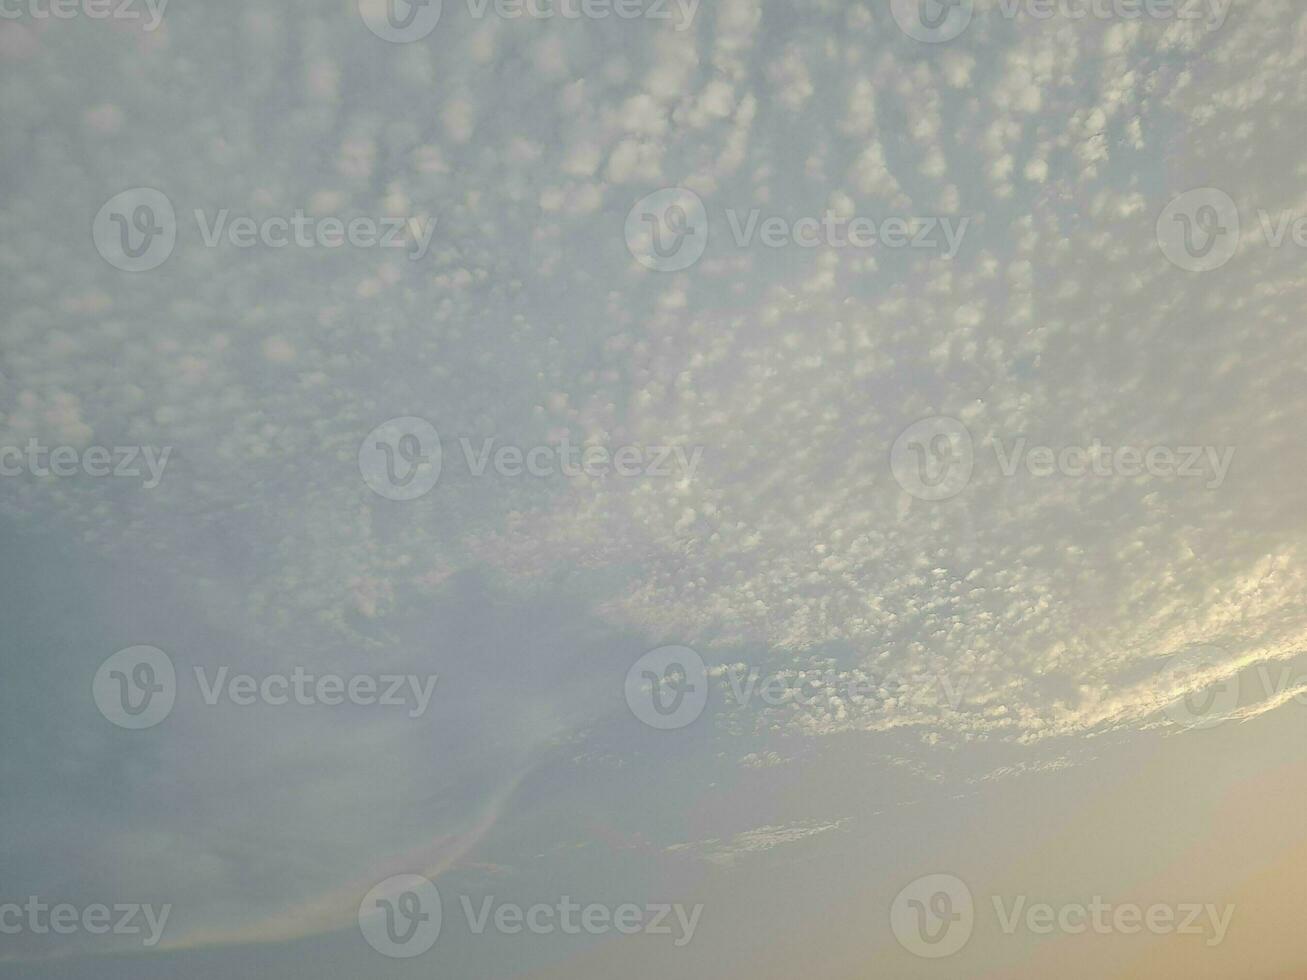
[625,189,969,272]
[358,876,702,956]
[627,653,968,730]
[625,645,709,730]
[892,874,1233,955]
[892,419,1236,500]
[358,0,443,41]
[92,188,176,273]
[625,188,708,272]
[93,646,176,729]
[891,874,974,958]
[359,417,443,501]
[1160,190,1307,271]
[94,190,436,270]
[891,417,975,501]
[1157,188,1240,272]
[1159,645,1239,730]
[95,654,440,726]
[359,417,703,499]
[359,874,442,958]
[890,0,974,42]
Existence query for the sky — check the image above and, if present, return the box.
[2,0,1307,976]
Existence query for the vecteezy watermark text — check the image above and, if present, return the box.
[93,646,440,729]
[93,188,436,272]
[890,417,1235,501]
[714,664,967,717]
[0,0,168,30]
[624,646,969,730]
[889,0,1230,43]
[624,187,969,272]
[990,437,1235,489]
[994,0,1231,27]
[192,667,438,718]
[0,898,171,948]
[0,440,171,488]
[358,874,702,958]
[459,895,701,946]
[193,210,435,259]
[359,416,703,501]
[890,873,1233,958]
[357,0,697,43]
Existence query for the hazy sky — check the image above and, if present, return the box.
[3,0,1307,977]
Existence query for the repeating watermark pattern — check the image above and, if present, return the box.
[891,417,1236,500]
[451,437,703,481]
[717,664,968,714]
[0,898,171,947]
[93,189,437,272]
[0,0,168,30]
[93,647,440,729]
[359,417,443,502]
[358,0,444,42]
[624,188,709,272]
[359,0,697,42]
[995,0,1231,27]
[192,667,439,717]
[1159,188,1307,272]
[890,0,974,43]
[990,894,1233,946]
[92,646,176,729]
[0,440,171,488]
[459,896,702,945]
[625,647,969,730]
[722,210,969,257]
[625,645,710,730]
[1251,663,1307,705]
[1154,647,1307,732]
[890,417,975,502]
[891,874,974,958]
[360,417,704,501]
[1254,211,1307,249]
[625,188,970,272]
[1159,646,1240,730]
[892,873,1233,958]
[192,210,435,259]
[92,188,176,273]
[991,438,1235,490]
[1144,647,1307,732]
[1157,189,1240,272]
[359,875,444,958]
[359,874,702,959]
[890,0,1230,42]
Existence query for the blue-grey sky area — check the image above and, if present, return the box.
[4,0,1307,977]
